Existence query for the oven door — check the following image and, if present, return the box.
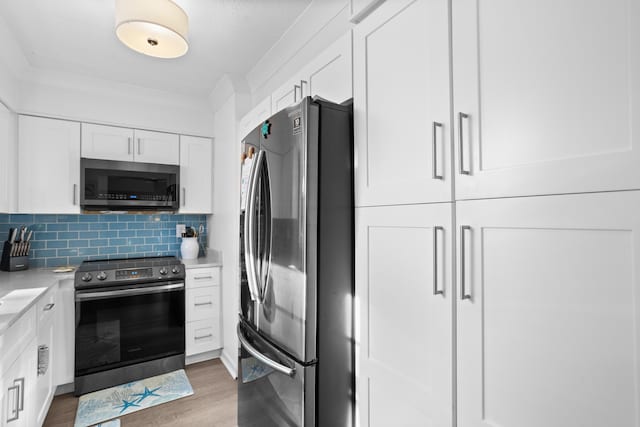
[75,282,185,378]
[237,320,315,427]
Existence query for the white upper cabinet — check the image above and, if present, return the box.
[239,96,272,141]
[82,124,179,165]
[453,0,640,199]
[271,32,353,114]
[18,116,81,214]
[132,129,179,165]
[271,76,302,114]
[456,191,640,427]
[356,203,453,427]
[354,0,452,206]
[301,32,352,104]
[180,135,212,214]
[81,123,133,162]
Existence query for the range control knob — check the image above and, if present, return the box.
[96,271,107,281]
[159,267,168,275]
[81,273,92,282]
[171,266,181,274]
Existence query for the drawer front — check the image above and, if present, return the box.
[186,319,221,356]
[36,284,58,326]
[186,287,219,323]
[0,307,36,378]
[186,267,220,289]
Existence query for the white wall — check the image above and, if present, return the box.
[210,92,244,377]
[18,69,214,137]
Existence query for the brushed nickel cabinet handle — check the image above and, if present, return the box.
[458,112,471,175]
[137,138,142,155]
[43,303,55,311]
[73,184,77,205]
[432,122,444,180]
[460,225,472,300]
[300,80,307,98]
[194,302,213,307]
[195,333,213,340]
[182,188,186,206]
[293,84,301,102]
[433,226,444,295]
[127,137,132,155]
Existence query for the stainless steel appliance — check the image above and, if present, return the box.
[74,256,185,395]
[238,97,354,427]
[80,158,179,211]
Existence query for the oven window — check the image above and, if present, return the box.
[75,289,185,376]
[83,167,177,202]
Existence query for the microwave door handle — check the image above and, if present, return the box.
[237,324,295,377]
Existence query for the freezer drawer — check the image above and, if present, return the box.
[237,321,315,427]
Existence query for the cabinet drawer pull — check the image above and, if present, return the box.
[195,333,213,340]
[128,137,132,155]
[433,226,444,295]
[137,138,142,155]
[460,225,472,300]
[6,384,19,422]
[43,303,55,311]
[194,276,213,280]
[432,122,444,180]
[458,112,471,175]
[194,302,213,307]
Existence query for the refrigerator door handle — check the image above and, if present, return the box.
[259,155,273,303]
[244,150,264,302]
[237,324,296,377]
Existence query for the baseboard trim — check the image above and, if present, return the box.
[220,350,237,379]
[55,382,75,396]
[186,349,221,365]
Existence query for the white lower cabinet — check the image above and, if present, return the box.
[34,285,57,427]
[356,203,453,427]
[185,266,222,357]
[1,337,37,427]
[456,191,640,427]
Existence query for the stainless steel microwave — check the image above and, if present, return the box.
[80,158,180,211]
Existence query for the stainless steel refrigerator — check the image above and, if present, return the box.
[237,97,354,427]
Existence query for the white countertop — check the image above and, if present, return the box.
[180,250,222,269]
[0,268,74,335]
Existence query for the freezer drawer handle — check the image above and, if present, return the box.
[194,301,213,307]
[237,324,295,377]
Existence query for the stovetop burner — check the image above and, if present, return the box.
[74,256,185,289]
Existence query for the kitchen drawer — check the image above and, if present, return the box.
[186,287,219,323]
[186,319,221,356]
[0,307,35,379]
[36,284,57,326]
[186,267,220,289]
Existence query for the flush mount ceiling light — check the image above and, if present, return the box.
[115,0,189,59]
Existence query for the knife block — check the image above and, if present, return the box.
[0,241,30,272]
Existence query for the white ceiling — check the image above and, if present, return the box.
[0,0,313,96]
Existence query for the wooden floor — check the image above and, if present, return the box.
[43,359,237,427]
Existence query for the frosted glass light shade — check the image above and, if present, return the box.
[115,0,189,59]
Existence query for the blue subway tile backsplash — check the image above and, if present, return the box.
[0,213,207,268]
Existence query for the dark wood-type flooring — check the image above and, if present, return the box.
[43,359,237,427]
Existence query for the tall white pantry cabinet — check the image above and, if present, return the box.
[353,1,640,427]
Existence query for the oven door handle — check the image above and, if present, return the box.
[75,283,184,301]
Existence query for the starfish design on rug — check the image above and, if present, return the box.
[131,386,162,403]
[116,398,141,414]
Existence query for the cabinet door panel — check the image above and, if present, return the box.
[356,203,452,427]
[81,123,133,161]
[457,192,640,427]
[18,116,80,214]
[354,0,452,206]
[271,79,299,114]
[453,0,640,199]
[133,129,179,165]
[303,33,352,104]
[180,135,212,213]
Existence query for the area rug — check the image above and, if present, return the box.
[74,369,194,427]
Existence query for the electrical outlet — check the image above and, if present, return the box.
[176,224,186,237]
